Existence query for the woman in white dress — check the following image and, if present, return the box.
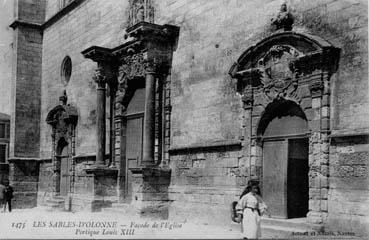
[236,183,268,239]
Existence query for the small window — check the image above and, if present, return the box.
[0,124,5,139]
[61,56,72,86]
[6,124,9,139]
[0,144,6,163]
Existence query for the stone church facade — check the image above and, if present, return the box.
[7,0,368,236]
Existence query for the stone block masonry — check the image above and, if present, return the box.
[328,134,369,236]
[9,0,46,209]
[10,24,43,158]
[40,0,129,158]
[8,159,39,209]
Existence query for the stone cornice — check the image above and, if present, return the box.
[9,20,42,30]
[169,140,242,153]
[330,130,369,142]
[7,157,41,162]
[81,46,116,63]
[10,0,87,31]
[42,0,87,30]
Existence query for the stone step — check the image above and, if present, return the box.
[229,218,315,239]
[261,217,317,231]
[43,197,66,211]
[262,223,310,239]
[46,199,65,204]
[103,203,140,217]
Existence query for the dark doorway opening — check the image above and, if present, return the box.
[287,138,309,218]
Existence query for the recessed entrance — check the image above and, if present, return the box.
[260,100,309,219]
[56,138,69,196]
[287,138,309,218]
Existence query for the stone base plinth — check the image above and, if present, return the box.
[84,166,119,211]
[7,158,39,209]
[130,167,172,219]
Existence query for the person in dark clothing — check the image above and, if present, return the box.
[3,181,13,212]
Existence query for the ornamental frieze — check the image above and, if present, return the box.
[119,53,146,82]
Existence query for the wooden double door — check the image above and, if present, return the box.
[262,137,309,219]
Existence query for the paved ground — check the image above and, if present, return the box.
[0,209,364,239]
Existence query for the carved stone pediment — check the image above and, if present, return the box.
[46,92,78,142]
[229,32,340,107]
[46,105,78,127]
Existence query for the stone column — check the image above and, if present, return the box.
[142,64,157,166]
[93,67,107,166]
[307,80,327,224]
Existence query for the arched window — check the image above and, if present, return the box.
[61,56,72,86]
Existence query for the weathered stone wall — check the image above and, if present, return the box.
[15,0,46,24]
[10,25,44,157]
[155,0,368,146]
[40,0,129,158]
[168,146,245,224]
[153,0,368,232]
[37,160,53,206]
[328,136,369,237]
[70,157,94,211]
[8,159,39,209]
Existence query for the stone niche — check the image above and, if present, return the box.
[229,31,340,224]
[82,22,179,217]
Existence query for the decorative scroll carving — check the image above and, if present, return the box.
[46,91,78,140]
[119,53,146,81]
[93,67,108,87]
[128,0,155,27]
[242,87,253,109]
[257,45,301,102]
[309,80,324,97]
[271,3,294,31]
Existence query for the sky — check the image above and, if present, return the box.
[0,0,13,115]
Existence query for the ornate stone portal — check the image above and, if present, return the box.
[46,90,78,196]
[82,22,179,215]
[229,10,340,223]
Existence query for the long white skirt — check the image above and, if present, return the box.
[241,208,261,239]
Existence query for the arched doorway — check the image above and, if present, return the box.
[229,31,340,224]
[259,100,309,219]
[46,91,78,197]
[56,138,69,196]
